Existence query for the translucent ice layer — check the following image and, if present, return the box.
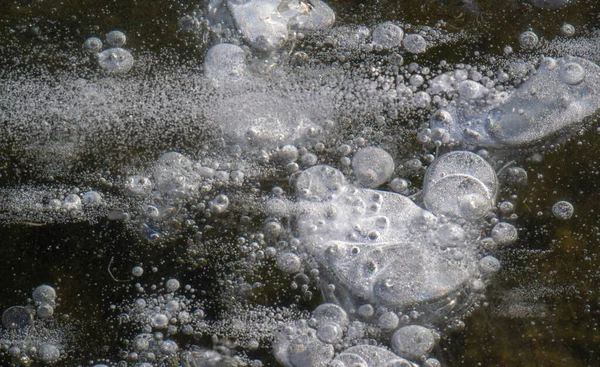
[431,57,600,147]
[207,0,335,52]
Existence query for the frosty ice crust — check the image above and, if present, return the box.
[281,151,499,315]
[207,0,335,53]
[271,151,513,365]
[431,57,600,147]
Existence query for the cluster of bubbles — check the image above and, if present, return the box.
[0,0,596,365]
[121,151,245,240]
[106,274,309,367]
[85,30,134,74]
[113,278,198,365]
[274,302,444,367]
[420,55,600,148]
[265,147,520,365]
[205,0,336,53]
[0,185,108,225]
[1,286,64,365]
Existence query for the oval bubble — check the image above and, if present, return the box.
[106,30,127,47]
[312,303,349,327]
[423,174,492,219]
[295,165,346,202]
[552,200,574,219]
[519,30,539,49]
[424,151,498,198]
[97,47,134,74]
[559,62,585,85]
[491,222,518,245]
[204,43,247,87]
[2,306,33,329]
[402,34,427,53]
[391,325,437,361]
[372,22,404,48]
[352,147,395,188]
[38,344,61,364]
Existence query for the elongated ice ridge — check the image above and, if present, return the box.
[430,56,600,147]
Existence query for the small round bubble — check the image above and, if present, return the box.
[159,340,178,354]
[491,222,518,245]
[479,256,501,275]
[166,279,180,292]
[38,344,60,364]
[357,304,375,318]
[300,152,318,167]
[372,22,404,48]
[295,165,346,201]
[505,167,528,186]
[390,178,410,194]
[33,285,57,304]
[312,303,349,327]
[84,37,103,52]
[106,30,127,47]
[430,109,455,129]
[82,191,103,206]
[331,353,368,367]
[98,47,134,74]
[519,31,539,49]
[352,147,395,188]
[133,335,150,351]
[63,194,82,211]
[209,194,230,214]
[402,34,427,53]
[413,91,431,108]
[151,313,169,329]
[37,304,54,319]
[561,23,575,37]
[288,339,334,367]
[277,252,302,274]
[424,358,442,367]
[316,322,343,344]
[132,266,144,277]
[409,74,425,87]
[552,200,574,219]
[424,174,492,220]
[391,325,436,361]
[499,201,514,214]
[559,62,585,85]
[378,311,400,330]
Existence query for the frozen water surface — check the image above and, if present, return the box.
[1,0,600,366]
